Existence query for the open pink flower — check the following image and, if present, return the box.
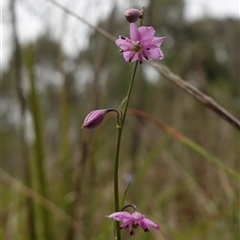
[116,23,165,63]
[106,210,160,236]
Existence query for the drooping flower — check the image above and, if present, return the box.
[124,8,141,23]
[116,23,165,63]
[106,210,160,236]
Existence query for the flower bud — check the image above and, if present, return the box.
[124,8,141,23]
[82,108,120,129]
[82,109,107,129]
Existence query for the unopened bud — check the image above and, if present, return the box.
[82,109,107,129]
[82,108,120,129]
[124,8,141,23]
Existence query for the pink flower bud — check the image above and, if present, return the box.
[82,108,120,129]
[124,8,141,23]
[82,109,106,129]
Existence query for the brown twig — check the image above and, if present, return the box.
[151,63,240,131]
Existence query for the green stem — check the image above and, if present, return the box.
[113,61,139,240]
[122,62,139,126]
[26,45,52,240]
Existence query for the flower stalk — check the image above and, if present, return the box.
[113,61,139,240]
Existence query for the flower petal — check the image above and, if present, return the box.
[128,51,140,62]
[106,211,133,221]
[120,219,133,229]
[138,26,155,42]
[128,224,135,236]
[123,50,136,62]
[143,46,163,60]
[139,220,150,232]
[142,217,160,230]
[151,37,165,46]
[116,38,133,51]
[132,211,144,220]
[130,23,140,41]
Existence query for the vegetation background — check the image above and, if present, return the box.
[1,0,239,240]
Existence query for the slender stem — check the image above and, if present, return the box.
[113,61,139,240]
[122,62,139,126]
[26,46,52,239]
[113,126,122,240]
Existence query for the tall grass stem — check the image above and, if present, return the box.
[26,46,52,239]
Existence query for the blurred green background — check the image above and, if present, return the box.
[1,0,239,239]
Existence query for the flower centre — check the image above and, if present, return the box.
[132,41,141,52]
[132,223,139,229]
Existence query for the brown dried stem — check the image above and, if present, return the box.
[150,63,240,131]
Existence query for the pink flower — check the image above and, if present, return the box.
[106,210,160,236]
[116,23,165,63]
